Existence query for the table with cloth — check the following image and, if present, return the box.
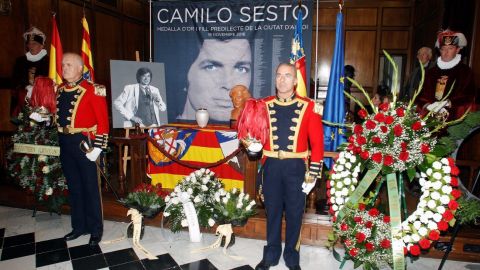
[147,123,246,190]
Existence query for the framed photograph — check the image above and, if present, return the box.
[110,60,168,129]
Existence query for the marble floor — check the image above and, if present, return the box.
[0,206,479,270]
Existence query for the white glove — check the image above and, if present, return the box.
[26,85,33,99]
[86,147,102,161]
[426,100,450,113]
[29,112,47,122]
[247,142,263,153]
[302,181,317,194]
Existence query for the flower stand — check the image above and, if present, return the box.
[101,208,157,260]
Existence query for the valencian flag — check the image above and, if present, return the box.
[48,14,63,85]
[289,8,307,97]
[81,17,94,81]
[323,10,346,169]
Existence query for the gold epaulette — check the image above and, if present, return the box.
[94,84,107,96]
[314,101,323,115]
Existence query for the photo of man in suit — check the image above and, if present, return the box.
[114,67,167,127]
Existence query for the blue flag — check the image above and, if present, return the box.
[323,11,346,169]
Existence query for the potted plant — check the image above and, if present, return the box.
[118,183,167,238]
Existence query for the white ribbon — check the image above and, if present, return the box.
[192,224,243,260]
[178,192,202,242]
[101,208,157,260]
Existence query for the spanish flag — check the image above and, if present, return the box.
[81,17,94,81]
[290,8,307,97]
[48,15,63,85]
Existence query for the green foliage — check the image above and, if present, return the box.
[456,197,480,225]
[119,183,167,218]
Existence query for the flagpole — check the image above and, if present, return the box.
[314,0,319,100]
[149,0,152,62]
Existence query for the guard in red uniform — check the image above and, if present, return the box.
[56,53,109,246]
[255,63,324,270]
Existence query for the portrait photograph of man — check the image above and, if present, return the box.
[110,60,168,128]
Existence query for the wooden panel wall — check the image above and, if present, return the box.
[0,0,148,88]
[311,0,414,101]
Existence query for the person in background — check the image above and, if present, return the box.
[344,65,356,123]
[114,67,166,127]
[56,53,109,247]
[417,30,477,120]
[12,27,49,117]
[401,47,435,101]
[255,63,324,270]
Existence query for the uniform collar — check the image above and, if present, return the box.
[66,77,84,88]
[276,92,296,103]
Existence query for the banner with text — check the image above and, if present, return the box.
[154,0,313,123]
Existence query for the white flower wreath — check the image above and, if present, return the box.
[328,150,462,255]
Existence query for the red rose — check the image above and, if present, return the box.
[428,230,440,241]
[374,113,385,122]
[368,208,380,217]
[358,203,366,211]
[393,124,403,136]
[380,125,388,133]
[353,124,363,134]
[404,247,408,255]
[332,215,337,222]
[401,142,408,151]
[421,144,430,154]
[326,181,331,188]
[365,221,373,228]
[356,136,367,145]
[353,146,362,154]
[442,210,454,222]
[419,238,431,249]
[448,200,459,210]
[411,121,422,131]
[385,115,394,124]
[365,242,375,252]
[409,245,421,256]
[326,189,331,197]
[353,216,363,224]
[451,166,460,176]
[379,102,389,112]
[399,151,409,161]
[450,177,459,187]
[448,157,455,167]
[365,120,376,130]
[349,248,359,257]
[383,215,391,223]
[355,232,366,243]
[383,155,394,166]
[380,239,391,249]
[358,109,368,119]
[396,107,405,117]
[372,152,383,163]
[437,220,449,231]
[360,151,370,160]
[451,189,462,199]
[340,223,348,231]
[372,136,381,144]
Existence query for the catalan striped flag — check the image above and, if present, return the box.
[290,8,307,97]
[323,11,346,169]
[48,15,63,85]
[81,17,94,81]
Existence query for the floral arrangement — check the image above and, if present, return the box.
[214,188,257,226]
[118,183,168,218]
[163,168,225,233]
[333,204,393,269]
[7,106,68,213]
[326,51,465,269]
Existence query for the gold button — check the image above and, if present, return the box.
[292,118,298,123]
[271,118,277,123]
[273,135,279,140]
[287,145,293,150]
[290,126,296,131]
[288,136,294,140]
[272,126,278,131]
[273,145,279,149]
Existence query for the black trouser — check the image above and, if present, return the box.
[262,157,306,267]
[59,133,103,237]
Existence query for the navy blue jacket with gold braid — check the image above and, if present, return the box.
[56,79,109,149]
[261,95,324,165]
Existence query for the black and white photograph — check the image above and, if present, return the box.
[110,60,168,128]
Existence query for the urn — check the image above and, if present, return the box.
[195,108,209,128]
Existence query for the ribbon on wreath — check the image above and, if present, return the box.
[192,223,243,260]
[334,168,405,270]
[101,208,157,260]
